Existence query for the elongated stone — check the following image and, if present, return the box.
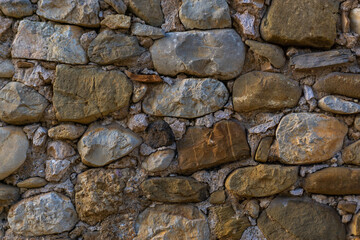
[319,95,360,114]
[313,73,360,98]
[143,78,229,118]
[150,29,245,80]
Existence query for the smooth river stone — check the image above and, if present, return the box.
[318,95,360,114]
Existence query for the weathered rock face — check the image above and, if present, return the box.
[0,127,28,180]
[258,198,345,240]
[100,14,131,29]
[8,192,78,237]
[0,183,19,206]
[178,120,250,174]
[75,168,133,225]
[233,72,301,112]
[179,0,231,30]
[255,137,273,163]
[141,177,209,202]
[303,167,360,195]
[53,65,132,123]
[37,0,100,27]
[12,20,87,65]
[0,0,33,18]
[245,40,286,68]
[0,59,14,78]
[319,96,360,114]
[276,113,347,164]
[225,164,298,197]
[45,159,70,182]
[78,124,142,167]
[142,149,175,172]
[88,30,145,65]
[150,29,246,80]
[260,0,338,48]
[210,205,250,239]
[144,120,175,148]
[48,124,86,140]
[105,0,126,14]
[143,78,229,118]
[131,23,165,39]
[135,204,210,240]
[343,140,360,165]
[313,73,360,99]
[0,82,48,124]
[128,0,164,27]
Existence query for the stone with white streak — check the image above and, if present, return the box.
[232,11,259,39]
[142,149,175,172]
[319,95,360,114]
[45,159,71,182]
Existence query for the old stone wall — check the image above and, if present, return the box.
[1,0,360,239]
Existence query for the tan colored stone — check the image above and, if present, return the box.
[255,137,273,162]
[135,204,210,240]
[350,211,360,236]
[129,0,164,27]
[53,65,132,123]
[343,140,360,165]
[276,113,347,164]
[338,200,357,214]
[140,177,209,203]
[125,70,162,83]
[0,0,33,18]
[0,59,14,78]
[131,23,165,39]
[48,124,86,140]
[245,40,286,68]
[0,127,29,180]
[350,8,360,34]
[17,177,47,188]
[225,164,298,197]
[100,14,131,29]
[45,159,71,182]
[0,183,19,206]
[47,141,76,160]
[209,190,226,204]
[304,167,360,195]
[142,149,175,172]
[178,120,250,174]
[104,0,126,14]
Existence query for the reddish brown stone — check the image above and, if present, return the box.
[124,70,163,83]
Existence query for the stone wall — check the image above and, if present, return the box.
[1,0,360,239]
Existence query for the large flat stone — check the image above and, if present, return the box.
[78,124,142,167]
[178,120,250,174]
[0,0,33,18]
[304,167,360,195]
[276,113,347,165]
[313,73,360,98]
[8,192,78,236]
[318,95,360,114]
[0,82,49,124]
[135,205,210,240]
[233,71,301,112]
[53,65,132,123]
[258,197,346,240]
[225,164,298,197]
[150,29,245,80]
[12,20,87,65]
[260,0,339,48]
[143,78,228,118]
[128,0,164,27]
[37,0,100,27]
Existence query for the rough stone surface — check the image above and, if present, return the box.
[319,95,360,114]
[150,29,245,80]
[313,73,360,99]
[17,177,47,188]
[232,11,259,39]
[75,168,132,225]
[37,0,100,27]
[48,124,86,140]
[129,0,164,27]
[245,40,286,68]
[350,211,360,236]
[53,65,132,123]
[209,190,226,204]
[100,14,131,29]
[131,23,165,39]
[8,192,78,237]
[225,164,298,197]
[47,140,76,160]
[160,0,184,32]
[258,197,346,240]
[255,137,273,162]
[144,120,175,148]
[343,140,360,165]
[179,0,231,30]
[240,226,267,240]
[0,0,33,18]
[140,177,209,202]
[233,71,301,112]
[12,20,87,65]
[0,59,14,78]
[0,127,28,180]
[142,149,175,172]
[0,82,48,124]
[45,159,71,182]
[0,183,19,206]
[78,124,142,167]
[143,78,229,118]
[104,0,126,14]
[88,30,145,65]
[276,113,347,164]
[13,61,54,87]
[135,204,210,240]
[350,8,360,34]
[260,0,339,48]
[178,120,250,174]
[304,167,360,195]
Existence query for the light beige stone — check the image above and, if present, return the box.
[48,124,86,140]
[17,177,47,188]
[350,8,360,34]
[0,183,19,206]
[142,149,175,172]
[100,14,131,29]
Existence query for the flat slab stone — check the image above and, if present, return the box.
[53,65,132,123]
[8,192,78,237]
[178,120,250,174]
[179,0,231,30]
[12,20,87,65]
[258,197,346,240]
[304,167,360,195]
[131,23,165,39]
[143,78,229,118]
[140,177,209,203]
[313,73,360,99]
[0,0,33,18]
[225,164,298,197]
[276,113,347,165]
[150,29,245,80]
[233,71,301,112]
[319,95,360,114]
[37,0,100,27]
[128,0,163,27]
[260,0,339,48]
[290,49,354,70]
[78,124,142,167]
